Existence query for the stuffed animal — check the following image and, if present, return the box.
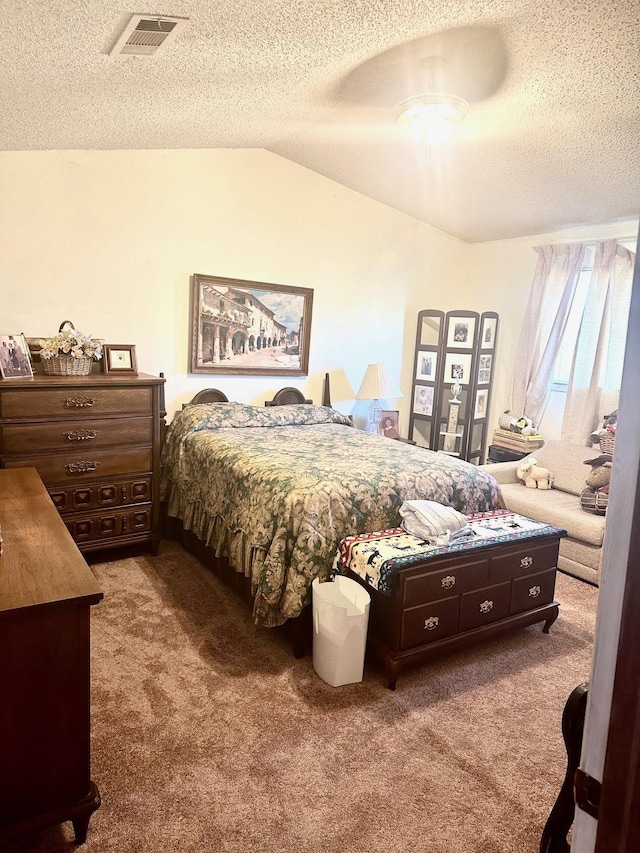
[516,458,553,489]
[509,414,538,436]
[583,455,613,494]
[581,455,613,514]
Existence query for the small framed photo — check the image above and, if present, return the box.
[0,333,34,379]
[447,316,476,348]
[444,352,472,386]
[474,389,488,419]
[413,385,434,417]
[380,410,399,438]
[477,354,492,384]
[416,350,437,381]
[104,344,138,374]
[481,316,497,350]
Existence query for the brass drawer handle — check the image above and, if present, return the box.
[479,599,494,614]
[424,616,440,631]
[63,396,96,408]
[529,585,542,598]
[65,428,97,441]
[65,460,99,474]
[441,575,456,589]
[520,556,534,569]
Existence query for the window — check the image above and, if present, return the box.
[552,239,636,387]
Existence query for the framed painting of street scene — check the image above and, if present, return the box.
[189,274,313,376]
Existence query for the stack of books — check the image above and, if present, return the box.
[492,428,544,453]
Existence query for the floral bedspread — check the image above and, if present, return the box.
[160,403,505,626]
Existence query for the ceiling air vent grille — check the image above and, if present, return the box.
[109,14,189,57]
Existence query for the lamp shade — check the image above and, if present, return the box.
[355,363,403,400]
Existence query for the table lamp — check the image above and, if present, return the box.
[355,363,403,434]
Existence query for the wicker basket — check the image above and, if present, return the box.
[599,434,616,455]
[42,355,93,376]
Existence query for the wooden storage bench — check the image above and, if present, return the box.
[333,511,565,689]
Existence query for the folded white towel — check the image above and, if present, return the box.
[399,500,468,545]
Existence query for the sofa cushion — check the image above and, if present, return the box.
[529,440,603,496]
[499,483,606,547]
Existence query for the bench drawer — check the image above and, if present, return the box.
[460,582,511,630]
[400,596,459,650]
[489,541,560,582]
[511,570,557,613]
[403,558,488,606]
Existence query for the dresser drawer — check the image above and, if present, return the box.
[402,558,489,606]
[48,476,152,513]
[2,447,152,484]
[511,569,556,613]
[0,387,152,420]
[400,596,459,650]
[0,416,152,453]
[489,541,560,582]
[460,582,511,630]
[64,505,152,545]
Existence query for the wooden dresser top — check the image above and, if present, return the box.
[0,467,103,613]
[0,372,164,390]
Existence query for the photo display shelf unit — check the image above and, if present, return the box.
[409,309,498,464]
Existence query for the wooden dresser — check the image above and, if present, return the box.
[0,467,103,845]
[0,372,165,554]
[336,518,563,689]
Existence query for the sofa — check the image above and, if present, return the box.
[481,440,607,585]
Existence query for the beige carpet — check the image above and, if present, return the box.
[10,541,598,853]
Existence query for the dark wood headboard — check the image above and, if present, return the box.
[186,375,332,409]
[265,387,312,406]
[186,388,229,407]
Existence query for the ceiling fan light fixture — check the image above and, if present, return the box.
[395,93,469,144]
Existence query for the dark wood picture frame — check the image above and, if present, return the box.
[103,344,138,374]
[189,273,313,376]
[380,410,400,438]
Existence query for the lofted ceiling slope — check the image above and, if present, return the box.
[1,1,638,242]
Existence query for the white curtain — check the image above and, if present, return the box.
[561,239,635,444]
[509,243,585,426]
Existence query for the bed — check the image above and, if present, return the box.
[160,386,505,630]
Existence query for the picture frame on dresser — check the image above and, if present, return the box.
[103,344,138,374]
[0,333,34,379]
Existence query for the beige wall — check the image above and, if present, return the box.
[1,148,636,439]
[0,149,468,428]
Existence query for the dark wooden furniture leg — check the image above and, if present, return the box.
[540,682,589,853]
[543,603,560,633]
[71,784,101,843]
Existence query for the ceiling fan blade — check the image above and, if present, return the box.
[335,25,508,107]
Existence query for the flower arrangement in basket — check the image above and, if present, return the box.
[39,320,103,376]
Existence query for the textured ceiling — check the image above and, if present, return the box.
[2,1,639,242]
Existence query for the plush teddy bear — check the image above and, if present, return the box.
[581,454,613,514]
[516,457,553,489]
[583,455,613,494]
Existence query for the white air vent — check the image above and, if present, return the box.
[109,14,189,57]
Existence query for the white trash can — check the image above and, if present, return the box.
[312,575,371,687]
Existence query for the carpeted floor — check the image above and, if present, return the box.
[9,540,598,853]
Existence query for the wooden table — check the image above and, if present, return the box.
[0,467,103,845]
[335,513,564,688]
